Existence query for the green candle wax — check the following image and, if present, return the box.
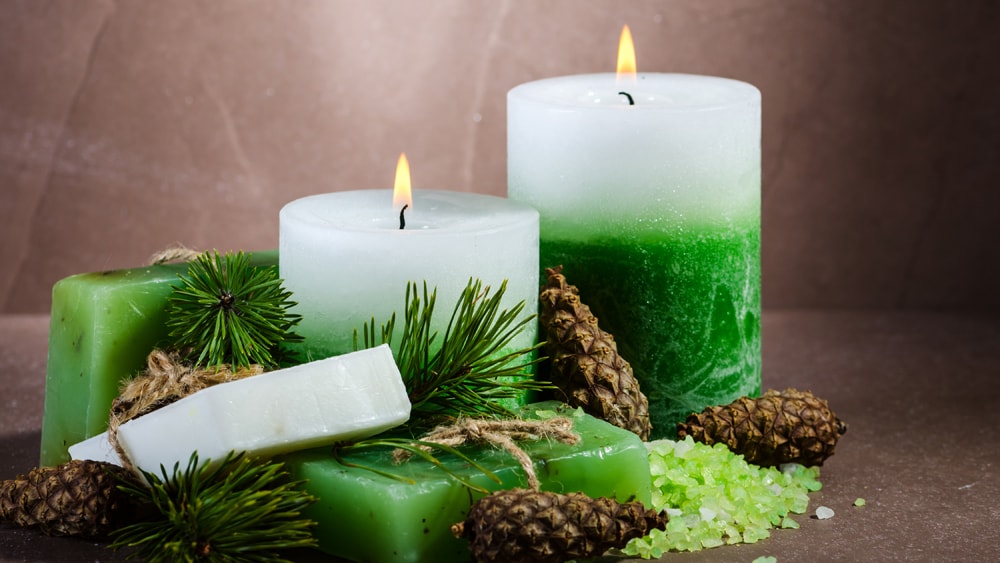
[41,251,278,466]
[542,221,761,438]
[281,401,651,562]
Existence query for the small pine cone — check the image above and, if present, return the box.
[539,266,652,440]
[452,488,668,563]
[0,460,138,537]
[677,388,847,467]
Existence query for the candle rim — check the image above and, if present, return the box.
[280,189,540,235]
[508,72,760,111]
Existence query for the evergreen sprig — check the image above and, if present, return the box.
[355,278,548,421]
[111,452,317,563]
[166,251,302,369]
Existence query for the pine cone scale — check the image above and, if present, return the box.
[678,388,846,467]
[540,266,652,440]
[454,488,668,563]
[0,460,139,538]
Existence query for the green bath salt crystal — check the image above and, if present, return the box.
[40,250,278,466]
[280,402,652,562]
[624,436,821,559]
[624,436,821,558]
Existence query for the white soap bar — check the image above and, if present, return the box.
[68,432,122,466]
[107,344,409,474]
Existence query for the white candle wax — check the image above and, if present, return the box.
[508,73,759,229]
[508,73,761,438]
[279,189,540,364]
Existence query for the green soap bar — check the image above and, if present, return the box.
[281,401,651,562]
[40,250,279,466]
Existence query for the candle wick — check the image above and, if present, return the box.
[399,204,408,230]
[618,91,635,106]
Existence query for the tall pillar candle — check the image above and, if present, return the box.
[508,73,761,438]
[279,189,539,369]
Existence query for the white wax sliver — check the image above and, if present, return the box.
[68,432,122,466]
[115,344,409,474]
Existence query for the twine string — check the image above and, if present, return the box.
[108,349,262,475]
[393,417,579,490]
[148,244,202,265]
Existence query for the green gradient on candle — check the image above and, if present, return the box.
[281,401,651,563]
[541,221,761,438]
[41,251,278,466]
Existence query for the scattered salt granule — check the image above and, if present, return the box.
[815,506,835,519]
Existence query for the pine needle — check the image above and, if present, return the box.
[356,278,547,421]
[339,279,548,489]
[111,452,317,563]
[166,251,302,369]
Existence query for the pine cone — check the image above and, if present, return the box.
[539,266,651,440]
[452,488,668,563]
[677,388,847,467]
[0,459,139,537]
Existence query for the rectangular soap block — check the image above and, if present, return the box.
[41,250,278,466]
[281,401,652,563]
[116,344,410,474]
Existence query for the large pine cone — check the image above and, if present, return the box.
[677,388,847,467]
[452,488,668,563]
[0,459,138,537]
[539,266,652,440]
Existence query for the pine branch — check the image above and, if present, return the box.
[111,451,316,563]
[356,278,547,421]
[166,251,302,369]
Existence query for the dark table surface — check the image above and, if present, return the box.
[3,311,999,562]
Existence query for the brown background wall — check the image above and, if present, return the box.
[2,0,998,313]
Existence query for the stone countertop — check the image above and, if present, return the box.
[3,311,998,562]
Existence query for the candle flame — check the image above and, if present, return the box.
[393,153,412,211]
[616,24,637,87]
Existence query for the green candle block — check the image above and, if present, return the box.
[40,251,278,467]
[541,221,761,437]
[281,401,651,562]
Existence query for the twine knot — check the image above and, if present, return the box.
[393,417,579,490]
[108,349,262,474]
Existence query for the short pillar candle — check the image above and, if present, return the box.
[279,189,540,366]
